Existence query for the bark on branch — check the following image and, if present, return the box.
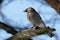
[7,27,56,40]
[45,0,60,14]
[0,22,17,35]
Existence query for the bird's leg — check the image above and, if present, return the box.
[31,25,36,30]
[32,25,40,30]
[35,26,41,30]
[31,24,35,28]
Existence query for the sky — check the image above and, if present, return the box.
[0,0,60,40]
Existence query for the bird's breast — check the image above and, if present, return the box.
[27,13,41,25]
[27,13,34,20]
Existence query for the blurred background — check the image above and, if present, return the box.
[0,0,60,40]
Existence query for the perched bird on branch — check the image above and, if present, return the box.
[24,7,46,29]
[24,7,55,37]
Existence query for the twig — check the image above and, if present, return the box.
[0,22,17,35]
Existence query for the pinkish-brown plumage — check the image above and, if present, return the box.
[24,7,46,28]
[24,7,55,37]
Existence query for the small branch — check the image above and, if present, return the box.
[45,0,60,14]
[0,22,17,35]
[7,27,56,40]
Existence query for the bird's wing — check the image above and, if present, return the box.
[36,12,42,19]
[36,12,46,27]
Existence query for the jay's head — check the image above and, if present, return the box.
[24,7,36,13]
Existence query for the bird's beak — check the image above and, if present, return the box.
[23,9,27,12]
[24,10,27,12]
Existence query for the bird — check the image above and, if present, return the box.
[24,7,55,37]
[24,7,46,29]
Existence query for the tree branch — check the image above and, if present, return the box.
[0,22,17,35]
[45,0,60,14]
[7,27,56,40]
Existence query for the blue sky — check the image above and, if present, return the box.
[0,0,60,40]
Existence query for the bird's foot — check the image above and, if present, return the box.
[31,26,40,30]
[35,26,41,30]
